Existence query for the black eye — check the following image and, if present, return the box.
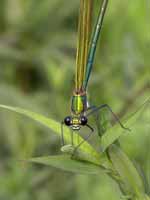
[64,116,72,126]
[80,116,87,125]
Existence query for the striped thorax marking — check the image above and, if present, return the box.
[71,92,87,115]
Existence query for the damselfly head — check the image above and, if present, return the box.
[64,115,88,130]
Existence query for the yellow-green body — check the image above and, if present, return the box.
[62,0,109,132]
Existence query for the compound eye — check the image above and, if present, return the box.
[64,116,72,126]
[80,116,87,126]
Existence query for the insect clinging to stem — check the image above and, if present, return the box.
[61,0,130,154]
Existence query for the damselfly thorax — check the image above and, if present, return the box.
[64,91,89,131]
[71,91,87,115]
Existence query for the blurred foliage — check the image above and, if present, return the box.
[0,0,149,199]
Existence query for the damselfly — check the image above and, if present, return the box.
[61,0,129,153]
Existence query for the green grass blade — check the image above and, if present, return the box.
[0,104,61,132]
[0,104,104,164]
[133,194,150,200]
[108,145,145,197]
[101,98,150,151]
[146,151,150,194]
[27,155,102,175]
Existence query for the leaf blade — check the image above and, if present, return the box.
[101,98,150,151]
[109,145,145,197]
[0,104,103,164]
[27,155,102,175]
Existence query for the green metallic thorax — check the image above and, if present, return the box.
[71,93,87,115]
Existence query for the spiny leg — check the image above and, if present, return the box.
[61,122,65,146]
[61,121,74,147]
[71,129,74,146]
[87,104,130,131]
[71,124,94,159]
[87,105,105,137]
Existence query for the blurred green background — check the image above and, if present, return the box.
[0,0,149,199]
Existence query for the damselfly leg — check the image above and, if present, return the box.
[61,120,94,156]
[61,122,74,147]
[61,121,65,146]
[71,124,94,158]
[87,104,131,132]
[87,105,105,137]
